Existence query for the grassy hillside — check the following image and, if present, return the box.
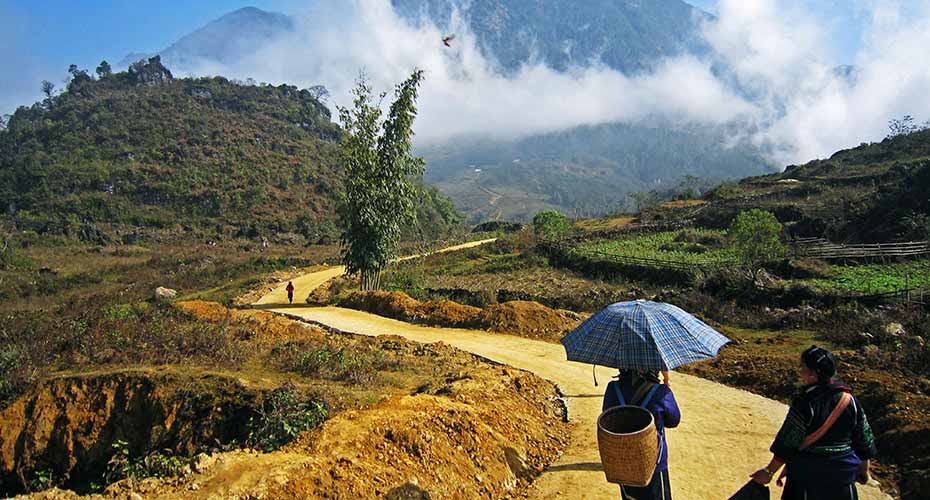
[665,128,930,242]
[0,58,461,245]
[422,122,775,221]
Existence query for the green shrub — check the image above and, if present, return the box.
[104,440,189,486]
[533,210,570,241]
[0,233,32,270]
[729,209,786,282]
[0,346,26,408]
[247,383,329,452]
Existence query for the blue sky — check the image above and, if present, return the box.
[0,0,304,113]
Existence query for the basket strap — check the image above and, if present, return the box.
[614,383,626,406]
[639,384,661,408]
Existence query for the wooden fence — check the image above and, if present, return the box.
[789,238,930,260]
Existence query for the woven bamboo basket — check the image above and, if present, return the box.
[597,406,659,487]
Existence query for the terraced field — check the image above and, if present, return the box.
[575,229,738,266]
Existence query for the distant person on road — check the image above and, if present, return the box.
[603,369,681,500]
[751,346,877,500]
[286,281,295,304]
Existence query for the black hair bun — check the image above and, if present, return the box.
[802,345,836,382]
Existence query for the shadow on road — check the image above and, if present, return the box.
[244,303,317,310]
[544,462,604,472]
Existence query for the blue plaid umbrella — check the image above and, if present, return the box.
[561,300,730,371]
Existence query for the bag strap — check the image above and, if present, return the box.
[613,381,660,408]
[777,392,853,484]
[614,382,626,406]
[640,384,661,408]
[800,392,853,450]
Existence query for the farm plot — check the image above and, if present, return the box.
[808,260,930,294]
[573,229,739,268]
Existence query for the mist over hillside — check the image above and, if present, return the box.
[91,0,930,221]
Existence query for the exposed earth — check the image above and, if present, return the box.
[259,265,892,500]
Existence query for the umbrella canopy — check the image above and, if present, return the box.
[561,300,730,371]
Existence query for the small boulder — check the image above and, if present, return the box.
[192,452,215,474]
[154,287,178,301]
[884,323,906,337]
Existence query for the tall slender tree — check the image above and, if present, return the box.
[337,70,425,290]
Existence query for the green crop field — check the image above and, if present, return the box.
[574,229,739,266]
[810,260,930,294]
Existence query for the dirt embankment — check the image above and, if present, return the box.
[124,361,569,499]
[0,369,262,494]
[339,291,585,342]
[176,300,325,345]
[7,301,569,499]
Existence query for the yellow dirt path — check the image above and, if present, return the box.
[253,238,497,306]
[255,264,890,500]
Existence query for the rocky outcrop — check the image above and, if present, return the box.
[127,56,173,86]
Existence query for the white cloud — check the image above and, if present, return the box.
[188,0,930,166]
[176,0,755,144]
[11,0,930,169]
[705,0,930,163]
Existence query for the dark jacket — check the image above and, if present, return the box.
[602,377,681,472]
[770,380,877,486]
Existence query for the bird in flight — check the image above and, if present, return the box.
[442,34,456,47]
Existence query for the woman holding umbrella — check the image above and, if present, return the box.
[562,300,731,500]
[602,369,680,500]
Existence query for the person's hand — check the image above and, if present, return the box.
[750,468,773,485]
[857,461,870,485]
[661,370,671,386]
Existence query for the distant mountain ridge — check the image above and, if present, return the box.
[122,2,710,75]
[422,122,776,221]
[119,7,295,69]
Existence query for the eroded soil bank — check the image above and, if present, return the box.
[0,368,263,494]
[3,301,569,499]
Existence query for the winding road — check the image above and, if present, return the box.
[254,244,890,500]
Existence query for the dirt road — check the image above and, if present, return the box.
[256,265,890,500]
[253,238,497,307]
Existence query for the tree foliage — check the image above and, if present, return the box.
[887,115,930,139]
[533,209,570,241]
[96,60,113,79]
[728,209,785,282]
[337,70,425,290]
[40,81,55,105]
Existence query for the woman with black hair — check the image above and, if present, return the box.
[603,369,680,500]
[751,346,877,499]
